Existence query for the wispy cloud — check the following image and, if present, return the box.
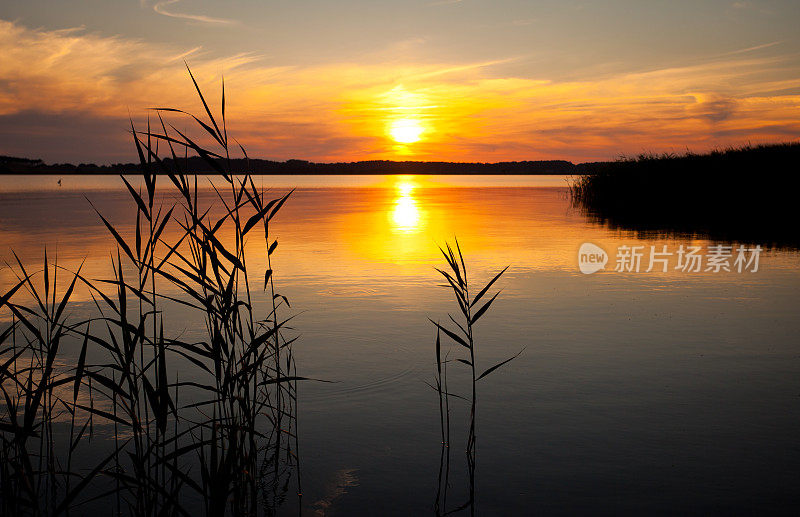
[428,0,464,6]
[723,41,780,56]
[152,0,237,25]
[168,45,204,62]
[409,57,517,80]
[729,1,773,15]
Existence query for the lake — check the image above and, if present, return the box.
[2,174,799,515]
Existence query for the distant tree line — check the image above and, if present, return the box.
[0,155,591,175]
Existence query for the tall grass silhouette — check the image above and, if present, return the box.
[430,240,523,516]
[0,69,534,517]
[0,66,304,516]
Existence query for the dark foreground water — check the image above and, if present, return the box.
[2,175,800,515]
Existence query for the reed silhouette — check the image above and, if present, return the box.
[570,143,800,248]
[0,67,305,516]
[0,70,538,517]
[429,240,523,516]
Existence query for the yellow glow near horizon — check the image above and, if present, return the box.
[397,179,415,195]
[374,86,430,148]
[388,117,424,144]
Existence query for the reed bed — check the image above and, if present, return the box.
[570,142,800,247]
[1,67,303,516]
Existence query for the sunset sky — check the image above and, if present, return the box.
[1,0,799,163]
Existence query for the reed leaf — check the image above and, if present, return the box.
[476,348,526,381]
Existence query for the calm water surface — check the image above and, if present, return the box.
[2,174,799,515]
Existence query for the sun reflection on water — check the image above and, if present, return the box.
[389,176,422,233]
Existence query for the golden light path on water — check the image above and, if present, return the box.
[389,177,422,233]
[3,173,796,310]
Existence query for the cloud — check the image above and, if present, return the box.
[729,1,773,15]
[1,18,799,163]
[692,95,738,123]
[722,41,780,56]
[151,0,237,25]
[0,110,132,163]
[428,0,463,6]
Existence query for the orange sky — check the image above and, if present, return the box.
[1,3,800,163]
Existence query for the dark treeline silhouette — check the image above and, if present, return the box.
[570,142,800,248]
[1,155,577,175]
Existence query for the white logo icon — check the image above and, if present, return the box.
[578,242,608,274]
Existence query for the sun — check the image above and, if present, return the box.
[389,118,424,144]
